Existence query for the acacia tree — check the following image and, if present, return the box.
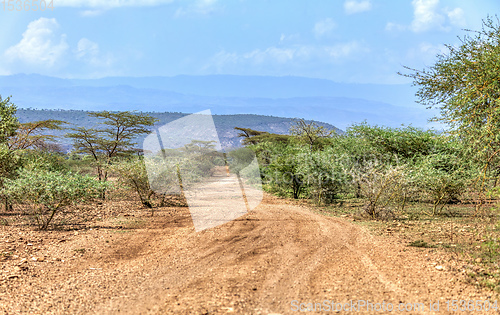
[66,111,158,182]
[0,96,20,211]
[289,118,335,148]
[0,96,19,144]
[235,127,291,146]
[234,127,269,145]
[400,17,500,208]
[8,119,66,151]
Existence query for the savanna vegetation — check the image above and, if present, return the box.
[0,17,500,293]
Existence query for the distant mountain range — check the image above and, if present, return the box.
[0,73,439,130]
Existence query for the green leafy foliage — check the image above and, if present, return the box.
[0,96,21,211]
[289,118,336,148]
[0,96,20,179]
[20,150,68,173]
[258,142,305,199]
[401,16,500,206]
[3,169,108,230]
[297,147,351,204]
[243,120,476,218]
[413,152,470,215]
[110,157,156,211]
[346,123,438,162]
[0,95,19,144]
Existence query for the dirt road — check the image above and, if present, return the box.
[0,194,496,314]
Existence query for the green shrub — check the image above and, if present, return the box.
[350,160,409,218]
[20,150,68,172]
[262,143,306,199]
[413,153,470,215]
[297,147,351,204]
[3,168,108,230]
[110,158,156,211]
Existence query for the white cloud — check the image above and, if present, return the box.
[446,7,466,27]
[313,18,336,38]
[75,38,114,69]
[344,0,372,15]
[55,0,174,8]
[4,18,68,70]
[203,41,371,81]
[76,38,99,60]
[410,0,445,32]
[1,18,118,77]
[205,41,368,73]
[386,0,466,33]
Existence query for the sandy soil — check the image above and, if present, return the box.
[0,193,498,314]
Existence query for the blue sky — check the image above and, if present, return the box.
[0,0,498,83]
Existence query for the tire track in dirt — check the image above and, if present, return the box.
[93,195,493,314]
[316,217,407,297]
[1,194,496,314]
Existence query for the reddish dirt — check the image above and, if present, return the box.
[0,194,497,314]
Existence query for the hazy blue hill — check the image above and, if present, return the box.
[2,73,418,105]
[68,74,417,107]
[0,74,435,130]
[0,73,72,88]
[16,109,340,150]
